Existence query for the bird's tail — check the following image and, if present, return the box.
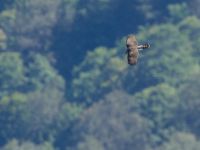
[137,43,150,50]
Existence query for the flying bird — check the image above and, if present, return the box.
[126,34,150,65]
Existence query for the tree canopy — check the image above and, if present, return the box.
[0,1,200,150]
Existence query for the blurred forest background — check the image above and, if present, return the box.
[0,0,200,150]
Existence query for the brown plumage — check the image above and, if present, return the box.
[126,35,139,65]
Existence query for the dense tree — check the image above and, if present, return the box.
[18,0,61,50]
[156,132,200,150]
[0,52,25,96]
[132,84,180,146]
[74,137,104,150]
[0,1,200,150]
[24,53,65,91]
[0,140,55,150]
[52,0,186,78]
[72,47,127,105]
[189,0,200,17]
[122,22,197,93]
[60,0,79,27]
[167,3,190,22]
[0,29,7,50]
[68,90,151,150]
[71,14,198,105]
[0,52,65,95]
[178,15,200,63]
[0,53,82,145]
[0,89,82,145]
[177,71,200,136]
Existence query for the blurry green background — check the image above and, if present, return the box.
[0,0,200,150]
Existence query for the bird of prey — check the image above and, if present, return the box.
[126,34,150,65]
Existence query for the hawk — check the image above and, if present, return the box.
[126,34,150,65]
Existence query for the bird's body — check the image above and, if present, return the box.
[126,34,150,65]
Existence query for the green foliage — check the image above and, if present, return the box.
[0,52,65,94]
[25,53,65,91]
[61,102,83,122]
[0,9,16,27]
[0,52,25,95]
[72,47,127,105]
[69,90,151,150]
[177,71,200,136]
[133,84,179,145]
[168,3,190,22]
[0,53,77,144]
[0,140,55,150]
[123,23,197,93]
[188,0,200,17]
[69,3,200,149]
[0,89,82,144]
[178,16,200,63]
[75,136,104,150]
[1,1,200,150]
[135,0,158,20]
[156,132,200,150]
[72,18,198,105]
[77,0,113,16]
[61,0,79,26]
[0,0,61,50]
[0,29,7,50]
[0,92,27,144]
